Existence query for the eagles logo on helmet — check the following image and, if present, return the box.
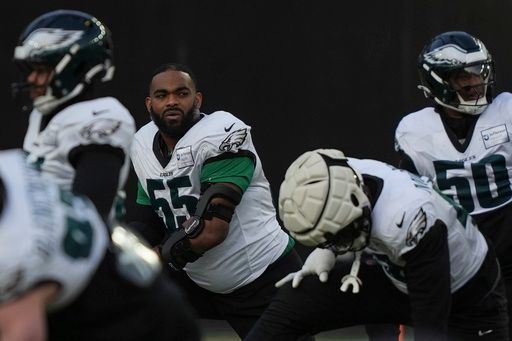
[417,31,495,115]
[12,9,114,115]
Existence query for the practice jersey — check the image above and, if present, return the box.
[23,97,135,191]
[0,150,108,310]
[395,92,512,215]
[131,111,289,293]
[348,158,488,294]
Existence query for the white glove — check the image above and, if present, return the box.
[340,251,363,293]
[275,248,336,288]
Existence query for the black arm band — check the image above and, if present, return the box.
[197,183,242,223]
[159,183,242,270]
[205,204,236,222]
[198,183,242,213]
[160,228,202,270]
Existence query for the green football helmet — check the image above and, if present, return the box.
[417,31,494,115]
[12,9,114,115]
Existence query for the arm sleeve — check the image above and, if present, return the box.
[127,203,168,247]
[70,144,125,220]
[396,149,420,175]
[402,220,450,341]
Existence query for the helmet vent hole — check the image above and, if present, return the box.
[351,194,359,207]
[305,180,321,185]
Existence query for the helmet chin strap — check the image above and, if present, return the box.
[34,59,110,115]
[434,95,488,116]
[34,83,84,115]
[455,92,488,115]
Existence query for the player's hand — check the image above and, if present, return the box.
[275,248,336,288]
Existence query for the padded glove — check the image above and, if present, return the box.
[275,248,336,288]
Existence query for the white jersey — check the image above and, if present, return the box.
[23,97,135,191]
[395,92,512,215]
[0,150,108,310]
[348,158,488,294]
[131,111,289,293]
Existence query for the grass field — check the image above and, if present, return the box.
[201,320,414,341]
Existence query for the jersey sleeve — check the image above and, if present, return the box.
[200,152,256,192]
[194,111,257,192]
[136,179,152,205]
[395,200,438,258]
[56,98,135,161]
[61,117,134,156]
[395,124,419,174]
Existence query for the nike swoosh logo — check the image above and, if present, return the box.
[396,212,405,228]
[224,122,235,132]
[478,329,493,336]
[92,109,109,115]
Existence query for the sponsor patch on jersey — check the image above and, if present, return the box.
[175,146,194,168]
[79,118,121,141]
[481,124,509,149]
[219,128,247,152]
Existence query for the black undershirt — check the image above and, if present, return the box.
[438,110,478,141]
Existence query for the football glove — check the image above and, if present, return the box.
[275,247,336,288]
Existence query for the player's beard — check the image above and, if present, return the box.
[150,104,200,139]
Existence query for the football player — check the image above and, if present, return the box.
[0,149,200,341]
[395,31,512,336]
[129,63,312,339]
[244,149,509,341]
[12,9,135,222]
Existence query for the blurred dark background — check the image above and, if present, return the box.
[2,1,512,228]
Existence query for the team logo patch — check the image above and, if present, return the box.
[219,128,247,152]
[481,124,509,149]
[175,146,194,169]
[79,119,121,141]
[405,208,427,247]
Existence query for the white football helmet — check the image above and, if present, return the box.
[278,149,371,253]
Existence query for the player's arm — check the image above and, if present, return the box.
[394,132,420,174]
[396,149,420,175]
[402,219,451,341]
[0,283,59,341]
[161,153,254,270]
[188,182,241,253]
[69,144,125,221]
[160,181,242,270]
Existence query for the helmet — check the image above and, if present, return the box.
[417,31,495,115]
[12,9,114,115]
[278,149,371,253]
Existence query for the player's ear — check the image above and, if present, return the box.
[145,97,152,113]
[194,92,203,109]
